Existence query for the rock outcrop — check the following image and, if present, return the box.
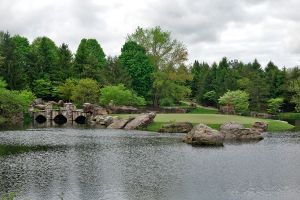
[124,112,156,130]
[183,124,224,146]
[220,122,266,140]
[159,122,193,133]
[107,117,133,129]
[92,115,114,126]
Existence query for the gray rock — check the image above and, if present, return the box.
[124,112,156,130]
[252,122,268,132]
[92,115,114,126]
[34,104,46,110]
[159,122,193,133]
[107,117,133,129]
[183,124,224,146]
[220,121,264,141]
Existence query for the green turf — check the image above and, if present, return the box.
[118,113,294,132]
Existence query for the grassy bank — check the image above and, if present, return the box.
[118,113,294,132]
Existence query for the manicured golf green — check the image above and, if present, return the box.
[117,113,294,132]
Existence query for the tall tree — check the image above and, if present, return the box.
[0,32,30,90]
[102,56,132,87]
[127,26,188,70]
[74,38,106,82]
[190,60,210,103]
[57,43,73,81]
[119,41,154,98]
[128,26,190,106]
[28,37,60,84]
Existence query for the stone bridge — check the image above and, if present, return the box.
[33,105,88,125]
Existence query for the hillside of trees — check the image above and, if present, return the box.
[1,27,300,114]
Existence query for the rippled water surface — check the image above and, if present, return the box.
[1,128,300,200]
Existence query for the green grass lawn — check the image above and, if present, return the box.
[117,113,294,132]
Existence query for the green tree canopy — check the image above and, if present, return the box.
[99,84,145,106]
[74,38,106,81]
[219,90,249,113]
[119,41,154,98]
[71,78,99,106]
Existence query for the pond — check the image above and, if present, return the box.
[1,127,300,200]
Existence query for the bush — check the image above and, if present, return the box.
[18,90,36,111]
[32,78,53,99]
[202,91,218,106]
[71,78,99,106]
[99,84,145,106]
[219,90,249,113]
[0,89,24,120]
[57,79,77,101]
[160,97,175,106]
[267,98,284,114]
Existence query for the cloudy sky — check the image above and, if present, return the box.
[1,0,300,68]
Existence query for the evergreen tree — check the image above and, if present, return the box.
[74,38,106,82]
[119,41,154,99]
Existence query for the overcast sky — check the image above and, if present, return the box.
[1,0,300,68]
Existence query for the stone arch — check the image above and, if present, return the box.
[74,116,87,124]
[35,115,47,124]
[53,114,67,125]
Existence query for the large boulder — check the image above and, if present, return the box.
[159,122,193,133]
[220,122,265,140]
[107,117,133,129]
[124,112,156,130]
[252,122,268,132]
[183,124,224,146]
[92,115,114,126]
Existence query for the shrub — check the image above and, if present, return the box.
[267,98,284,114]
[57,79,77,101]
[219,90,249,113]
[99,84,145,106]
[71,78,99,106]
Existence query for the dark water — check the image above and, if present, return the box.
[1,128,300,200]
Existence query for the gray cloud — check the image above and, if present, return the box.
[0,0,300,67]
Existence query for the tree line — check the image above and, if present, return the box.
[1,27,300,113]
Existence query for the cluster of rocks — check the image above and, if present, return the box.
[161,121,268,146]
[90,112,156,130]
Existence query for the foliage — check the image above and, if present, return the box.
[219,90,249,113]
[71,78,99,106]
[102,56,132,87]
[267,98,284,114]
[18,90,36,110]
[289,78,300,112]
[32,78,53,99]
[57,79,77,101]
[28,37,59,83]
[0,77,7,89]
[202,91,218,106]
[152,66,192,106]
[0,89,24,120]
[74,38,106,81]
[127,26,188,69]
[119,41,154,98]
[128,26,190,106]
[99,84,145,106]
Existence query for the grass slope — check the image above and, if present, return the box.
[118,113,294,132]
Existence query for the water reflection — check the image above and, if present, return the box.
[0,129,300,200]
